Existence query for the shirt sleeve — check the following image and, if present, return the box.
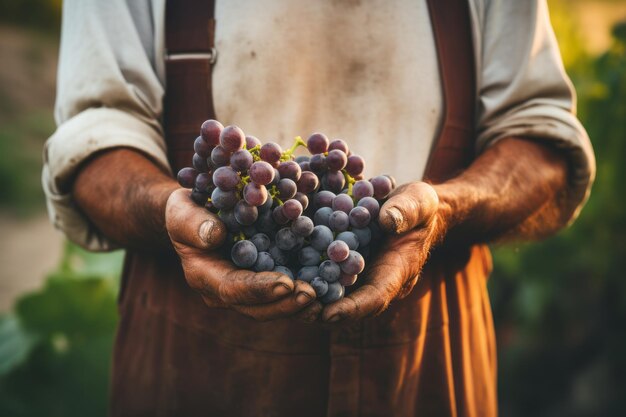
[475,0,596,226]
[42,0,169,251]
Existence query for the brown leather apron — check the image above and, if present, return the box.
[110,1,497,416]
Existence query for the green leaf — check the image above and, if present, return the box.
[0,314,39,376]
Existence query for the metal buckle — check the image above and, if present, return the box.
[165,47,217,65]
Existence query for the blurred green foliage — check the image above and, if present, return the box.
[0,244,123,417]
[489,20,626,417]
[0,0,61,32]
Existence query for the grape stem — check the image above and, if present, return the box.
[280,136,307,161]
[343,170,356,199]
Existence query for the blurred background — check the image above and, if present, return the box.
[0,0,624,416]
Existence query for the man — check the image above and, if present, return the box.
[43,0,594,415]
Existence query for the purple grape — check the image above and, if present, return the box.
[230,149,253,172]
[340,250,365,275]
[190,189,210,206]
[277,160,302,181]
[310,225,333,251]
[272,205,289,225]
[320,281,345,304]
[310,277,329,297]
[326,150,348,170]
[291,216,314,237]
[256,210,276,234]
[335,231,359,250]
[323,170,346,193]
[243,182,268,206]
[211,145,231,167]
[339,273,358,287]
[346,155,365,176]
[293,192,309,210]
[371,175,393,199]
[309,154,327,172]
[270,168,281,186]
[194,136,212,158]
[357,196,380,219]
[349,206,371,228]
[253,251,275,272]
[329,139,349,154]
[201,119,223,145]
[276,227,298,251]
[258,194,274,212]
[295,155,310,164]
[192,153,209,172]
[234,200,258,226]
[352,227,372,247]
[384,174,397,189]
[277,179,297,200]
[297,266,319,282]
[269,244,290,266]
[219,210,241,233]
[299,161,311,171]
[231,240,258,268]
[314,191,335,208]
[319,260,341,282]
[332,193,354,214]
[273,265,294,280]
[328,210,350,232]
[313,206,333,226]
[194,172,213,193]
[250,233,271,252]
[327,240,350,262]
[352,180,374,200]
[241,225,258,238]
[282,199,303,220]
[212,166,240,191]
[177,167,198,188]
[245,135,261,149]
[297,171,319,193]
[249,161,275,185]
[260,142,283,166]
[211,187,238,210]
[298,246,321,266]
[307,133,329,154]
[219,125,245,152]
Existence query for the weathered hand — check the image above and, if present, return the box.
[321,182,447,323]
[166,188,320,322]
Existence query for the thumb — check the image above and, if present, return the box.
[166,188,227,250]
[378,182,439,234]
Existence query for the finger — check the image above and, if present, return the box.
[234,280,317,321]
[293,300,324,323]
[183,253,296,305]
[322,257,404,322]
[378,182,439,234]
[166,188,227,250]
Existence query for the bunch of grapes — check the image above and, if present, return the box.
[177,120,396,304]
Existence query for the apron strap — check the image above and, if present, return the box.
[423,0,477,184]
[163,0,216,172]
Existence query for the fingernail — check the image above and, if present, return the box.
[386,207,405,233]
[327,314,342,323]
[296,292,312,305]
[199,219,214,245]
[273,284,291,297]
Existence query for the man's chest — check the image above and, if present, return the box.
[211,0,442,182]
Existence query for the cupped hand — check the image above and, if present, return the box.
[166,188,321,322]
[321,182,447,323]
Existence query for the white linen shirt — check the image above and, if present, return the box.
[43,0,595,251]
